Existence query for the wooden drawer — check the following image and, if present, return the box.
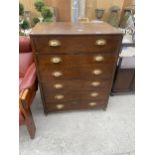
[43,86,108,103]
[36,53,116,69]
[41,79,110,92]
[45,99,107,112]
[38,63,114,81]
[33,35,121,53]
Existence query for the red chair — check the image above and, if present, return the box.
[19,36,37,139]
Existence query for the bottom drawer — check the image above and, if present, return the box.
[45,99,107,112]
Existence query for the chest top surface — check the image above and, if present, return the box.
[30,22,123,36]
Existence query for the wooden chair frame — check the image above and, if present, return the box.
[19,79,37,139]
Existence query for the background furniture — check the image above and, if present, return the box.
[30,22,123,113]
[111,34,135,94]
[111,7,135,95]
[19,36,37,139]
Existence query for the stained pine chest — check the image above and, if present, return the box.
[30,22,123,114]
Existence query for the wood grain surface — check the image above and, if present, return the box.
[30,22,123,113]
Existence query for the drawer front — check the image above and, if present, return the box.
[46,99,107,112]
[43,85,108,103]
[38,63,114,81]
[44,91,80,103]
[41,79,110,92]
[36,53,116,69]
[33,35,121,53]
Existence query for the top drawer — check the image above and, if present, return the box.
[32,35,121,54]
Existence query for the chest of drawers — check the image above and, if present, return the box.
[30,22,123,114]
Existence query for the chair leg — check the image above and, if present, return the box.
[25,108,36,139]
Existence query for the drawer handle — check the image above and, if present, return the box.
[50,57,62,63]
[56,104,64,109]
[96,39,106,46]
[89,102,97,106]
[92,69,102,75]
[94,55,104,62]
[52,71,63,77]
[49,40,61,47]
[90,92,99,97]
[54,84,63,89]
[55,95,64,100]
[91,81,101,87]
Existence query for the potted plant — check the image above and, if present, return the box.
[20,19,30,36]
[32,17,40,27]
[34,0,53,23]
[34,0,45,22]
[19,2,24,35]
[34,0,44,12]
[41,6,53,22]
[19,2,32,36]
[19,2,24,22]
[19,3,24,16]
